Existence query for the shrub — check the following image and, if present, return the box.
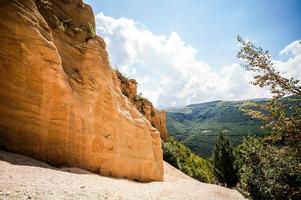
[87,23,96,38]
[235,137,301,200]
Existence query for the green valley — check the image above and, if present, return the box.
[166,99,269,157]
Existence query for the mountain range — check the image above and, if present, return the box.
[166,99,269,157]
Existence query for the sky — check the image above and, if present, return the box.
[84,0,301,108]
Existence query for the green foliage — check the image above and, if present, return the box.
[237,36,301,143]
[87,23,96,38]
[163,137,216,183]
[235,137,301,200]
[237,36,301,99]
[213,133,238,187]
[166,100,268,157]
[236,36,301,200]
[241,96,301,143]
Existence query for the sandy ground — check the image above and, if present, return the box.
[0,150,245,200]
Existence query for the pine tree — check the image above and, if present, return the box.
[213,132,238,187]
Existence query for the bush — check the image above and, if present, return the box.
[87,23,96,38]
[235,137,301,200]
[163,137,216,183]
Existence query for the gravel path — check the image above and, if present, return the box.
[0,150,245,200]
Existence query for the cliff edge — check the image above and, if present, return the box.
[114,70,169,142]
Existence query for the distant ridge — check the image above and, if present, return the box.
[165,98,270,112]
[166,98,270,157]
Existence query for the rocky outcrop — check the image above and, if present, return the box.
[0,0,163,181]
[114,70,169,141]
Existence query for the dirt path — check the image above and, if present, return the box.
[0,150,245,200]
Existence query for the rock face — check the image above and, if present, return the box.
[0,0,163,181]
[115,70,169,141]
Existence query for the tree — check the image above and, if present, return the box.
[235,137,301,200]
[213,132,238,187]
[237,36,301,144]
[236,36,301,200]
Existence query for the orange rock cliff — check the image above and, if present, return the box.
[114,70,169,142]
[0,0,165,181]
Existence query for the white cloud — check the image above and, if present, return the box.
[95,12,301,108]
[275,40,301,81]
[280,40,301,56]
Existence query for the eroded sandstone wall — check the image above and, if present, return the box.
[114,70,169,141]
[0,0,163,181]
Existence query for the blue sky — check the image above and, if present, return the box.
[85,0,301,107]
[86,0,301,66]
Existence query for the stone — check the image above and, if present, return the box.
[114,70,169,141]
[0,0,163,182]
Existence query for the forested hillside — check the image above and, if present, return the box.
[166,99,269,157]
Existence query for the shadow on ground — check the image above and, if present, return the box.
[0,150,95,175]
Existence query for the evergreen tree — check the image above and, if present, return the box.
[213,132,238,187]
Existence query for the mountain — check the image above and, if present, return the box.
[166,99,269,157]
